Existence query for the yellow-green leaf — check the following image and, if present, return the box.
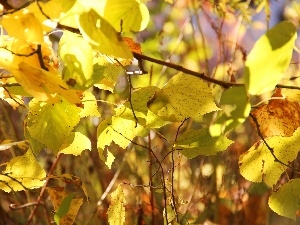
[59,31,105,90]
[239,128,300,187]
[175,128,233,158]
[0,149,46,192]
[80,91,101,118]
[269,179,300,220]
[115,86,169,128]
[244,21,297,95]
[107,185,126,225]
[59,132,91,156]
[103,0,150,32]
[77,9,132,59]
[54,194,75,225]
[148,73,220,122]
[26,98,81,153]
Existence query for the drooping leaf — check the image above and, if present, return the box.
[148,73,220,122]
[244,21,297,95]
[97,116,148,161]
[13,62,81,104]
[79,91,101,118]
[26,98,81,153]
[268,179,300,220]
[115,86,169,128]
[54,194,75,225]
[106,150,116,169]
[175,128,233,158]
[48,187,83,225]
[210,86,251,136]
[107,185,126,225]
[0,149,46,192]
[239,128,300,187]
[77,9,132,59]
[59,132,91,156]
[103,0,150,32]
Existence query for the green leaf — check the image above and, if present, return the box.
[97,116,148,156]
[54,194,75,225]
[59,31,102,90]
[115,86,169,128]
[269,179,300,220]
[79,91,101,118]
[0,149,46,192]
[243,21,297,95]
[148,73,220,122]
[210,86,251,136]
[77,9,132,59]
[175,128,233,158]
[26,98,81,154]
[59,132,91,156]
[107,185,126,225]
[103,0,149,32]
[239,128,300,187]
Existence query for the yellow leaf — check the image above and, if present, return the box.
[0,149,46,192]
[59,132,91,156]
[107,185,126,225]
[2,11,44,43]
[79,91,101,118]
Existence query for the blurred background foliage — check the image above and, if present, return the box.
[1,0,300,224]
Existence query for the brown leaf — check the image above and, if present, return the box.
[251,90,300,137]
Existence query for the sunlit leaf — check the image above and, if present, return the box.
[77,9,132,59]
[115,86,169,128]
[103,0,150,32]
[239,128,300,187]
[244,21,297,95]
[79,91,101,118]
[26,98,81,153]
[0,149,46,192]
[175,128,233,158]
[2,11,43,43]
[148,73,220,122]
[269,179,300,220]
[48,187,83,225]
[59,132,91,156]
[106,150,115,169]
[107,185,126,225]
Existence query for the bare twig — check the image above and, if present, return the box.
[9,201,44,210]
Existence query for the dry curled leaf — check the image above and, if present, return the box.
[251,90,300,137]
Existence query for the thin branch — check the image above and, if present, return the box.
[132,52,242,88]
[9,201,44,210]
[26,153,63,225]
[36,45,48,71]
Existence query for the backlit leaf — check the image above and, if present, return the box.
[77,9,132,59]
[103,0,150,32]
[239,128,300,187]
[244,21,297,95]
[0,149,46,192]
[107,185,126,225]
[59,132,91,156]
[26,98,81,153]
[148,73,220,122]
[175,128,233,158]
[0,140,28,151]
[269,179,300,220]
